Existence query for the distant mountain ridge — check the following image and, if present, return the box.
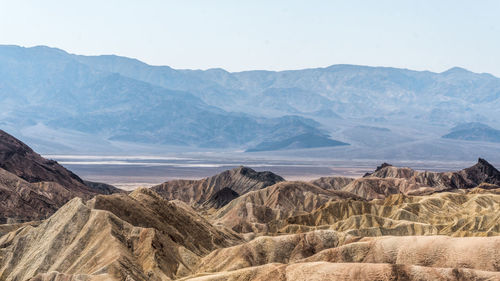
[2,45,500,156]
[75,53,500,123]
[0,45,345,151]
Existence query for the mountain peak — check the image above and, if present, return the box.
[462,158,500,186]
[375,162,393,172]
[442,66,472,75]
[474,158,499,174]
[230,166,285,185]
[151,166,284,206]
[363,162,394,177]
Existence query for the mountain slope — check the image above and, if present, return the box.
[0,129,87,191]
[0,168,58,223]
[180,262,500,281]
[0,130,123,223]
[272,191,500,236]
[212,181,362,233]
[201,187,240,209]
[188,233,500,280]
[309,176,355,190]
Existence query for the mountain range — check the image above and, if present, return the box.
[0,45,341,152]
[2,45,500,160]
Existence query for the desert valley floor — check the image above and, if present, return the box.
[47,154,489,191]
[0,129,499,281]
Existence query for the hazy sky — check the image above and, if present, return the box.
[1,0,499,75]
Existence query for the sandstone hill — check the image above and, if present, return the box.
[0,188,241,281]
[309,176,354,190]
[272,190,500,236]
[151,166,284,206]
[180,234,500,281]
[4,188,499,281]
[211,181,362,233]
[0,168,58,223]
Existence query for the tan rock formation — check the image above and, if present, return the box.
[212,181,362,233]
[272,191,500,236]
[0,189,241,281]
[309,176,354,190]
[151,166,284,206]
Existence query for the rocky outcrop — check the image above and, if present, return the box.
[0,168,58,223]
[2,163,500,280]
[151,166,284,206]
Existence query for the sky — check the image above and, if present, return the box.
[0,0,499,75]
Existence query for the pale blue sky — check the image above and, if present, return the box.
[0,0,499,75]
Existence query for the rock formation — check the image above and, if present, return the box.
[342,158,500,199]
[212,181,362,233]
[151,166,284,206]
[309,176,354,190]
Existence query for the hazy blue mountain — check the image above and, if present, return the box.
[443,122,500,143]
[247,87,339,117]
[75,53,500,125]
[246,133,348,152]
[2,45,500,156]
[74,55,249,110]
[0,45,337,150]
[341,126,414,148]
